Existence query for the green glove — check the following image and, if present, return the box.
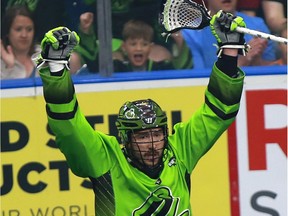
[41,26,80,61]
[210,10,249,56]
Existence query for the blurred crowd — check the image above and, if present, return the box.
[1,0,287,79]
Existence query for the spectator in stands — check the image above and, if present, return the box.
[113,19,174,72]
[111,0,194,69]
[262,0,287,64]
[181,0,277,68]
[72,14,186,74]
[111,0,164,46]
[1,5,40,79]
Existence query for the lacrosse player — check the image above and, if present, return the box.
[36,10,246,215]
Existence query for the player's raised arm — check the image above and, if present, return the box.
[35,27,112,178]
[175,11,247,170]
[34,27,79,103]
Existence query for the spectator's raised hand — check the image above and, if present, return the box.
[239,37,268,66]
[0,39,15,69]
[248,37,267,57]
[79,12,94,34]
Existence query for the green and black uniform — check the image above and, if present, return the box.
[39,58,244,215]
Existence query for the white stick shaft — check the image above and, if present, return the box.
[236,26,288,44]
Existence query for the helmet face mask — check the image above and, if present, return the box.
[128,127,167,167]
[115,99,168,177]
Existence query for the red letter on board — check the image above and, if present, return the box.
[246,90,287,170]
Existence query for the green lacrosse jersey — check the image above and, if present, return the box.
[39,64,244,215]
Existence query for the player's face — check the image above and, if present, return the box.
[129,128,165,167]
[121,38,152,68]
[8,15,34,53]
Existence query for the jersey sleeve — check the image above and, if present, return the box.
[39,67,118,178]
[169,63,245,172]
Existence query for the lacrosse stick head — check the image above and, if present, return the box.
[162,0,211,33]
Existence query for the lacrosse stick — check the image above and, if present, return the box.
[162,0,288,44]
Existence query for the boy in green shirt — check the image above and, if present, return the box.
[113,19,175,72]
[36,10,247,215]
